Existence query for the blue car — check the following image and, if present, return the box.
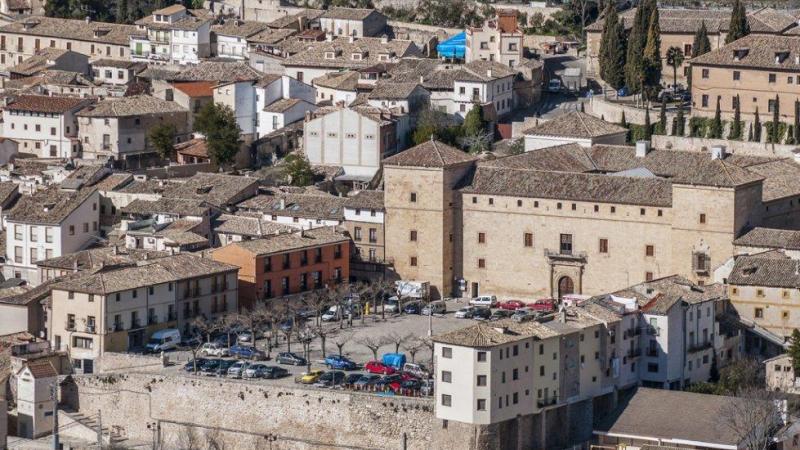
[403,302,421,314]
[324,355,357,370]
[229,345,266,360]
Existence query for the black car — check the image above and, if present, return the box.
[315,371,346,387]
[184,358,207,372]
[199,359,221,375]
[262,366,289,379]
[344,373,363,386]
[375,374,402,390]
[403,302,421,314]
[473,308,492,320]
[400,379,421,390]
[213,360,236,376]
[490,309,513,321]
[277,352,307,365]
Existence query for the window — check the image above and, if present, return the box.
[755,307,764,318]
[441,394,452,406]
[477,258,486,269]
[702,95,709,107]
[646,272,654,281]
[648,363,659,373]
[410,192,417,202]
[640,208,646,216]
[757,289,765,297]
[701,68,709,79]
[610,206,616,213]
[478,232,485,243]
[645,245,654,257]
[410,256,417,266]
[477,351,486,362]
[477,375,486,386]
[733,71,740,81]
[599,238,608,253]
[769,73,777,83]
[354,227,362,241]
[769,98,778,113]
[524,233,533,247]
[699,213,706,224]
[441,371,452,382]
[559,234,572,255]
[69,225,75,236]
[477,399,486,411]
[442,347,452,358]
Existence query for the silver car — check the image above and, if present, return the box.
[243,363,268,379]
[227,361,250,378]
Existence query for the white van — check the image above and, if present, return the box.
[145,329,181,353]
[469,295,498,308]
[422,300,446,315]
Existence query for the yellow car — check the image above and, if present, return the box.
[299,369,325,384]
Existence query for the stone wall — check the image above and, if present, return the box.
[652,135,799,158]
[96,352,166,373]
[61,373,434,450]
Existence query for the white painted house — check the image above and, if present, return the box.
[16,362,57,439]
[522,112,627,151]
[255,74,317,138]
[131,5,212,65]
[2,95,92,158]
[212,19,268,60]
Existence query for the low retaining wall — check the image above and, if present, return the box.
[96,352,166,373]
[652,135,799,157]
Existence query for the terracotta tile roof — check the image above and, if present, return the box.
[152,4,186,15]
[237,192,347,220]
[691,34,800,70]
[171,61,263,83]
[212,19,268,38]
[214,213,294,237]
[92,173,134,192]
[162,173,258,207]
[263,97,312,113]
[321,7,382,20]
[287,36,422,70]
[7,187,95,225]
[8,48,72,76]
[267,9,324,29]
[136,8,211,31]
[0,16,142,46]
[367,81,422,100]
[600,275,724,314]
[383,140,477,168]
[91,59,146,70]
[122,197,209,217]
[254,74,283,88]
[460,60,518,81]
[344,190,384,210]
[312,71,360,91]
[221,226,348,256]
[174,138,208,158]
[728,251,800,288]
[0,182,19,205]
[77,95,187,117]
[523,112,627,138]
[172,81,214,98]
[54,253,238,295]
[734,227,800,250]
[24,361,57,379]
[731,156,800,201]
[37,246,168,271]
[247,28,297,45]
[433,319,561,347]
[586,7,798,34]
[5,94,92,114]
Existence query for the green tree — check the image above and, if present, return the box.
[753,107,761,142]
[624,1,650,93]
[283,153,314,187]
[462,103,486,138]
[665,46,684,90]
[709,96,723,139]
[619,110,630,143]
[642,7,662,99]
[676,102,685,136]
[789,329,800,373]
[787,125,795,145]
[725,0,750,44]
[795,100,800,143]
[656,97,667,134]
[412,107,456,145]
[604,16,627,89]
[688,21,712,90]
[598,2,617,82]
[148,122,176,160]
[194,103,241,167]
[643,105,652,140]
[729,95,742,140]
[116,0,128,23]
[772,95,780,143]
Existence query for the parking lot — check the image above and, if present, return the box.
[159,299,477,395]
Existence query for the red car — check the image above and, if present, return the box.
[365,360,396,375]
[528,298,556,312]
[498,300,526,311]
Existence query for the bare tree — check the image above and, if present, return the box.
[404,337,425,364]
[421,337,435,370]
[717,388,784,450]
[314,325,331,358]
[385,331,413,354]
[177,425,202,450]
[359,280,394,321]
[233,303,271,351]
[357,335,387,361]
[303,291,330,327]
[332,331,352,357]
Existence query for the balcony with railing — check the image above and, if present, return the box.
[148,314,158,326]
[537,396,559,408]
[544,248,588,262]
[130,319,141,330]
[85,323,96,334]
[626,348,641,358]
[114,322,124,332]
[688,341,713,353]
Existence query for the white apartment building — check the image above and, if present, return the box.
[465,10,524,68]
[319,8,387,38]
[211,19,268,59]
[49,253,239,373]
[255,74,317,138]
[2,95,92,158]
[4,187,100,285]
[236,192,346,230]
[90,59,145,86]
[450,60,516,119]
[131,5,211,65]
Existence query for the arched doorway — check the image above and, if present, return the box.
[558,276,574,299]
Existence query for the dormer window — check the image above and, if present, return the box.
[351,52,362,60]
[732,48,749,61]
[378,53,389,61]
[775,50,789,64]
[324,51,335,59]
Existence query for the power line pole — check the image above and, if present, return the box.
[51,383,59,450]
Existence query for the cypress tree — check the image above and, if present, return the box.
[754,107,762,142]
[787,125,795,145]
[790,329,800,373]
[772,95,780,143]
[710,96,722,138]
[748,124,753,142]
[598,2,618,82]
[726,0,750,44]
[605,17,627,90]
[643,7,662,100]
[644,105,652,140]
[676,102,685,136]
[658,96,667,134]
[689,21,712,91]
[729,94,742,140]
[620,111,630,143]
[624,3,649,93]
[794,100,800,143]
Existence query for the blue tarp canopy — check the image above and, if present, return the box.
[436,31,466,59]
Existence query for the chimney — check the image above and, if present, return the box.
[326,33,333,42]
[304,110,312,122]
[419,75,424,84]
[487,69,492,78]
[710,145,727,160]
[112,245,118,255]
[381,34,388,44]
[278,198,285,209]
[85,16,91,24]
[635,140,650,158]
[348,35,355,43]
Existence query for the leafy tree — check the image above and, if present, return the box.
[789,329,800,373]
[725,0,750,44]
[604,16,627,89]
[656,97,667,135]
[772,95,780,143]
[194,102,240,167]
[148,122,176,160]
[665,46,684,90]
[462,103,486,138]
[729,95,742,140]
[412,107,459,146]
[753,107,762,142]
[283,153,314,187]
[508,138,525,155]
[116,0,128,23]
[795,100,800,143]
[624,3,648,93]
[709,96,723,139]
[675,102,685,136]
[598,2,617,82]
[688,21,712,90]
[642,7,662,99]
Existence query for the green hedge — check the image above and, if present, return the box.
[764,122,788,144]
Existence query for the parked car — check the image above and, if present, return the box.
[181,335,201,348]
[227,361,250,378]
[402,363,430,379]
[421,379,435,396]
[321,306,341,322]
[277,352,306,366]
[422,300,446,315]
[472,308,492,321]
[199,359,221,375]
[184,358,207,372]
[403,302,422,314]
[469,295,498,308]
[354,374,381,388]
[212,332,237,347]
[199,342,229,357]
[498,300,526,311]
[528,298,556,312]
[344,373,364,386]
[512,307,536,322]
[243,363,269,379]
[262,366,289,379]
[454,307,476,319]
[145,328,181,353]
[375,374,403,390]
[299,369,325,384]
[203,359,235,377]
[384,297,400,314]
[314,371,345,387]
[237,332,255,343]
[547,79,562,92]
[491,309,514,320]
[391,379,421,393]
[364,360,396,375]
[325,355,357,370]
[230,345,266,360]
